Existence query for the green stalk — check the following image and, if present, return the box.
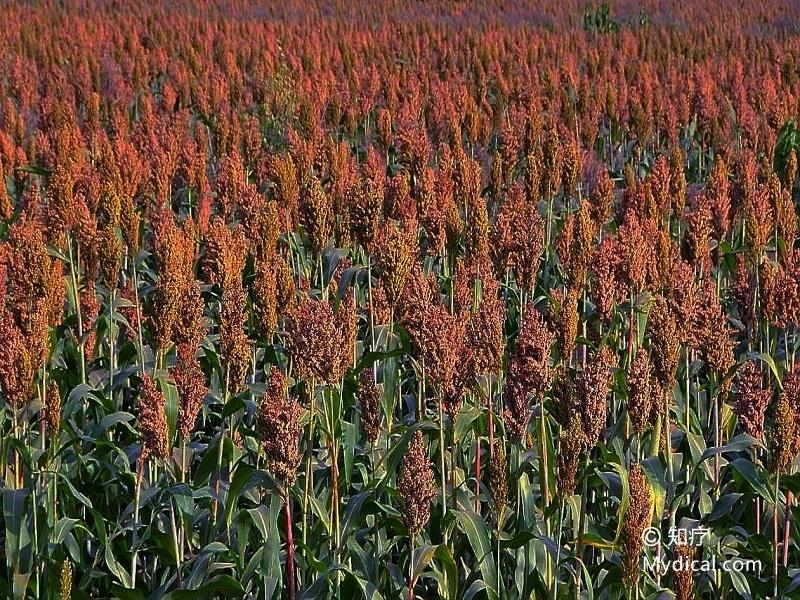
[169,498,182,587]
[131,256,145,369]
[131,458,144,589]
[108,288,116,407]
[553,498,565,599]
[774,472,781,599]
[302,378,316,550]
[439,398,447,518]
[575,452,591,595]
[213,369,230,525]
[67,235,86,384]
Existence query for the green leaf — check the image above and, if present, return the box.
[708,493,743,522]
[3,488,29,569]
[159,375,179,450]
[225,465,254,526]
[599,462,630,545]
[162,575,245,599]
[753,353,782,390]
[432,544,458,600]
[454,510,498,600]
[730,458,773,501]
[412,543,437,585]
[89,411,135,439]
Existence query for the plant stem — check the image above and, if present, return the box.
[575,452,591,595]
[439,398,447,518]
[774,472,781,598]
[131,256,145,369]
[285,489,296,600]
[68,235,86,384]
[553,498,565,598]
[169,498,182,587]
[131,456,144,589]
[302,378,316,550]
[784,491,793,568]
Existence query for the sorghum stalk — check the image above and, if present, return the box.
[169,498,182,587]
[302,378,316,549]
[131,458,143,589]
[553,497,565,598]
[67,235,86,384]
[108,289,115,405]
[367,250,376,372]
[784,491,793,567]
[774,472,781,598]
[286,491,296,600]
[212,369,230,525]
[439,398,447,517]
[409,536,415,600]
[575,452,591,593]
[665,391,674,503]
[131,257,145,369]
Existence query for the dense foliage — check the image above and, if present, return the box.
[2,0,800,598]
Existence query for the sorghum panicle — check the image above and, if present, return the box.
[733,361,770,440]
[257,367,304,483]
[627,348,653,436]
[621,463,653,588]
[397,431,436,538]
[138,374,169,461]
[357,369,381,444]
[488,440,508,520]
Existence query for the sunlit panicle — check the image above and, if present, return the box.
[257,367,304,483]
[397,431,436,538]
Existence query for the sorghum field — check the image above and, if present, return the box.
[4,0,800,598]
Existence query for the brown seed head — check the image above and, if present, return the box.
[707,158,730,240]
[553,286,579,361]
[60,559,73,600]
[252,256,279,340]
[81,286,100,363]
[173,279,205,351]
[46,380,62,437]
[258,367,304,483]
[398,431,436,538]
[301,178,334,255]
[578,346,615,447]
[286,298,342,384]
[627,349,652,436]
[556,416,584,497]
[649,296,680,391]
[349,148,385,253]
[744,184,773,266]
[588,170,614,227]
[695,279,735,377]
[733,361,770,440]
[621,463,653,588]
[771,394,798,474]
[669,147,687,218]
[491,183,544,291]
[508,306,554,397]
[672,543,695,600]
[376,219,417,306]
[0,310,34,409]
[489,440,508,521]
[138,374,169,461]
[271,154,299,232]
[98,225,122,288]
[357,369,382,444]
[219,278,251,394]
[173,346,207,440]
[466,282,506,375]
[590,236,622,325]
